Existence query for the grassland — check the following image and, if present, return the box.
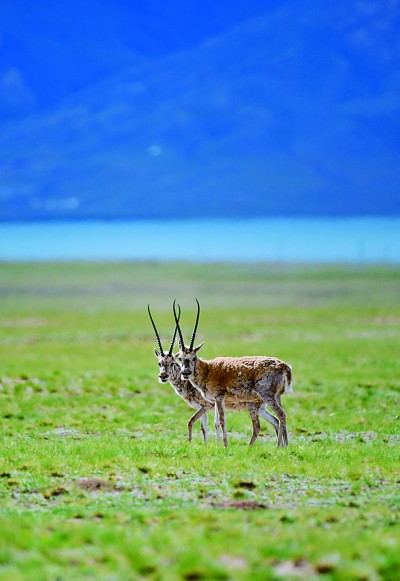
[0,262,399,580]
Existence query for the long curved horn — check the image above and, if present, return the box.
[148,304,164,355]
[189,298,201,351]
[168,303,181,355]
[173,299,185,349]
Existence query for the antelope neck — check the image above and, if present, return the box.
[192,356,204,381]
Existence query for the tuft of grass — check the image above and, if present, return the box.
[0,261,399,580]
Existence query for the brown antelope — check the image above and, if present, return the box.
[148,305,280,445]
[173,299,293,448]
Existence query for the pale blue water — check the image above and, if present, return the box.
[0,218,399,262]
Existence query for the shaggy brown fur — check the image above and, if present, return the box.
[178,349,292,448]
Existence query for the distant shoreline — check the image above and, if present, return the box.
[1,215,400,224]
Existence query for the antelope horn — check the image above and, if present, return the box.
[173,299,185,349]
[189,298,200,351]
[147,304,164,355]
[168,303,181,355]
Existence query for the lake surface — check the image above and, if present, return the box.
[0,218,399,262]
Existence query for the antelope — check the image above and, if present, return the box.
[173,299,293,448]
[148,305,280,445]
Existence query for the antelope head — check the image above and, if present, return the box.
[173,298,204,380]
[148,304,181,383]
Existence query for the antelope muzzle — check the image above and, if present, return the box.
[181,361,192,379]
[158,367,169,382]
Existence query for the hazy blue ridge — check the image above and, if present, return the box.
[0,0,399,220]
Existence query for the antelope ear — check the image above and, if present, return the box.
[194,342,204,354]
[154,348,160,357]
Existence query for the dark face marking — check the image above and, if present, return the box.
[177,349,198,379]
[154,352,177,383]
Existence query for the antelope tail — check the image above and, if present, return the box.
[284,366,293,394]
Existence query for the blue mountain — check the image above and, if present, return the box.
[0,0,399,219]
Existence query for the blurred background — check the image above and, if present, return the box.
[0,0,399,261]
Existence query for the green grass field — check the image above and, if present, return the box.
[0,262,399,580]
